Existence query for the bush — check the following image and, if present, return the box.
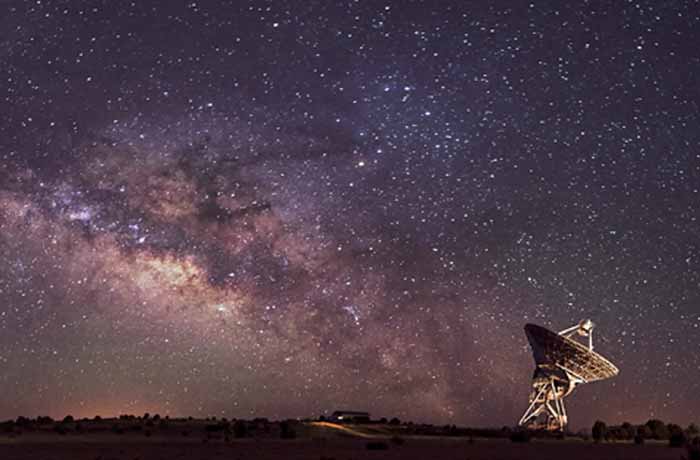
[233,421,247,438]
[592,421,607,442]
[670,431,688,448]
[646,419,669,440]
[37,416,54,425]
[510,430,531,443]
[280,421,297,439]
[366,441,389,450]
[637,424,652,441]
[687,437,700,460]
[15,417,31,427]
[1,422,15,434]
[620,422,635,439]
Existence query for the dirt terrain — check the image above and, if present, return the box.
[0,434,687,460]
[0,418,692,460]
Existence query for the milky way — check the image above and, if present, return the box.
[1,1,699,428]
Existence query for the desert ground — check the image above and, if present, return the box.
[0,418,691,460]
[0,438,689,460]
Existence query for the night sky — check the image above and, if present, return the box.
[1,0,699,429]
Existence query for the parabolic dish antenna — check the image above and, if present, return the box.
[518,319,619,431]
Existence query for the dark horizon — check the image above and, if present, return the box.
[1,0,699,428]
[4,412,698,436]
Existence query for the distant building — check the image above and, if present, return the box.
[330,411,370,423]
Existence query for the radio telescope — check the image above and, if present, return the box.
[518,319,618,431]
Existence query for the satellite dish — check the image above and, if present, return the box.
[518,319,619,431]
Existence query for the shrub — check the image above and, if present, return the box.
[592,421,607,442]
[646,419,669,440]
[366,441,389,450]
[670,431,688,448]
[1,422,15,434]
[620,422,635,439]
[233,420,247,438]
[637,424,652,441]
[280,421,297,439]
[687,437,700,460]
[15,417,31,427]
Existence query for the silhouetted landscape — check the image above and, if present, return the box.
[1,414,698,460]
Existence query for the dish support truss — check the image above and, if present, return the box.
[518,320,595,431]
[518,366,585,431]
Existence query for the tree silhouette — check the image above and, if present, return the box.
[592,420,607,442]
[233,420,247,438]
[645,419,669,439]
[635,425,651,444]
[280,420,297,439]
[668,424,688,447]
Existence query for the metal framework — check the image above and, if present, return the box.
[519,319,616,431]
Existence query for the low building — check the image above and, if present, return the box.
[330,411,370,423]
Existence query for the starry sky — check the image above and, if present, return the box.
[1,0,699,429]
